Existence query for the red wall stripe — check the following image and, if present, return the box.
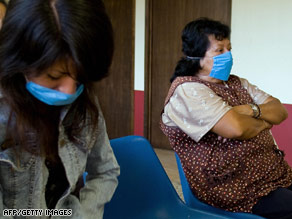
[134,90,144,136]
[271,104,292,167]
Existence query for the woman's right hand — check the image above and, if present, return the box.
[263,119,273,130]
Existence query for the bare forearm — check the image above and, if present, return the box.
[212,97,286,140]
[235,114,272,140]
[212,109,272,140]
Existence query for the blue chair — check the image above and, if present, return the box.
[175,153,266,219]
[103,136,233,219]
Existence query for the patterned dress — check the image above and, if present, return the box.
[160,75,292,212]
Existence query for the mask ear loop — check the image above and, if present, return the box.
[186,56,202,60]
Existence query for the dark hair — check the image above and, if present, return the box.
[0,0,7,7]
[0,0,114,162]
[170,17,230,82]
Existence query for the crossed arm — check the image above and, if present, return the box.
[211,96,288,140]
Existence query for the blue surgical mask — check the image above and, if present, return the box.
[26,82,84,106]
[209,51,233,81]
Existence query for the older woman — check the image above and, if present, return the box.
[160,18,292,218]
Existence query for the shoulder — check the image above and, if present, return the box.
[236,76,260,91]
[174,81,217,100]
[229,75,252,87]
[237,76,250,88]
[178,81,209,89]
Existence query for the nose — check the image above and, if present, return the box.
[57,76,77,95]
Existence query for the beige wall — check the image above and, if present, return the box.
[134,0,145,91]
[135,0,292,103]
[231,0,292,103]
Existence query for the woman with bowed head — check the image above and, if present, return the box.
[0,0,120,218]
[160,18,292,218]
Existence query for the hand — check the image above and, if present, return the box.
[263,120,273,130]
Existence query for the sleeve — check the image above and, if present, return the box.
[0,186,13,219]
[239,77,271,104]
[0,98,8,146]
[55,102,120,219]
[162,82,232,142]
[0,100,12,218]
[79,106,120,219]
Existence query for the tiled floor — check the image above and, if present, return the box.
[154,148,184,201]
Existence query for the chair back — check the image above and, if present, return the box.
[103,136,232,219]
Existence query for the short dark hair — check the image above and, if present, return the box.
[0,0,114,160]
[170,18,230,82]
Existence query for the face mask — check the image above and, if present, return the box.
[26,82,84,106]
[209,51,233,81]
